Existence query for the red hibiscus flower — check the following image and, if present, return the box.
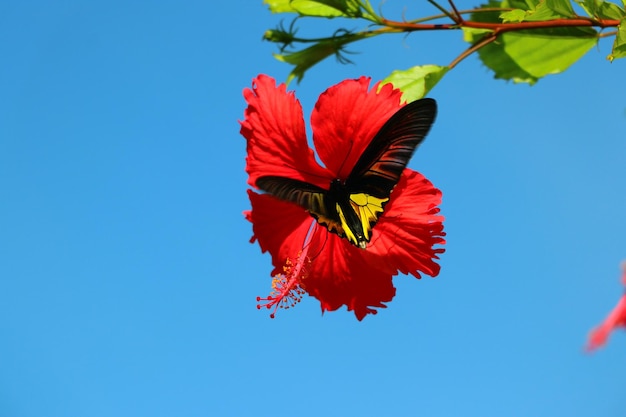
[240,74,445,320]
[586,261,626,351]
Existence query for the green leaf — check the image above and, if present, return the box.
[608,18,626,60]
[502,0,541,10]
[475,27,597,84]
[500,0,576,22]
[462,27,493,43]
[521,3,565,21]
[275,43,339,83]
[274,34,365,83]
[577,0,626,19]
[264,0,362,17]
[472,1,539,23]
[576,0,598,17]
[471,1,510,23]
[545,0,576,17]
[596,0,626,19]
[500,9,529,22]
[264,0,298,13]
[380,65,449,102]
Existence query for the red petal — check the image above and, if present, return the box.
[586,263,626,351]
[587,294,626,351]
[311,78,404,179]
[587,295,626,351]
[304,230,397,320]
[368,169,446,278]
[240,75,330,188]
[246,190,314,276]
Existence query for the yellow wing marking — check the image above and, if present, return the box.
[335,203,359,246]
[333,193,388,248]
[350,193,388,241]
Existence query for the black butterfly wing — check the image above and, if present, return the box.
[346,98,437,198]
[255,176,347,239]
[340,98,437,245]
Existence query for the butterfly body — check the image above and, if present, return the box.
[256,97,437,249]
[327,179,387,249]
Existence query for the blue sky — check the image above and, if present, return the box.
[1,1,625,416]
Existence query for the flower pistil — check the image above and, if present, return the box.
[256,248,311,318]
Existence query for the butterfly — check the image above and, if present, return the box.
[256,97,437,249]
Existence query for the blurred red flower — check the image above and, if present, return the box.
[586,262,626,351]
[240,75,445,320]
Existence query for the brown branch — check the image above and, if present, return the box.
[464,18,621,32]
[447,0,463,24]
[379,17,621,32]
[448,32,497,69]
